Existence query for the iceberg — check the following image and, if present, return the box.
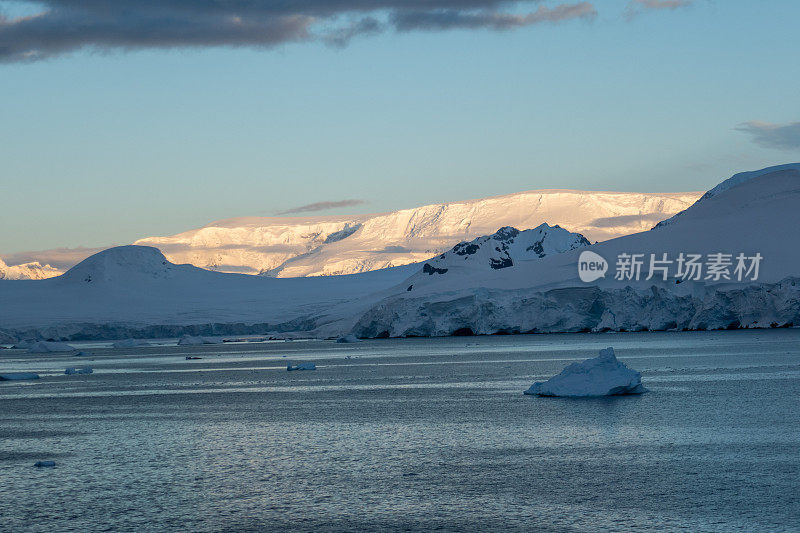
[177,335,223,346]
[112,339,150,348]
[65,367,93,375]
[27,341,75,353]
[11,340,34,350]
[0,372,40,381]
[287,362,316,371]
[524,347,647,397]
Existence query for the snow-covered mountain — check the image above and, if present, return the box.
[351,164,800,337]
[133,189,700,278]
[0,164,796,343]
[2,188,698,280]
[0,257,60,281]
[406,224,589,287]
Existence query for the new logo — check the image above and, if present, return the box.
[578,251,608,282]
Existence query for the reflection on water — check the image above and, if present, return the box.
[1,330,799,531]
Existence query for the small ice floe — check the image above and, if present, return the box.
[336,334,362,343]
[112,339,150,348]
[65,367,93,375]
[34,461,55,468]
[287,362,316,371]
[177,335,223,346]
[0,372,40,381]
[27,341,75,353]
[524,347,647,398]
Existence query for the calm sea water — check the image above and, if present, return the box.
[1,330,799,532]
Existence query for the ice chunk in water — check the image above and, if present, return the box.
[65,367,93,375]
[0,372,40,381]
[287,362,316,371]
[524,347,647,397]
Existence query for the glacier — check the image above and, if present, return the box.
[524,347,647,397]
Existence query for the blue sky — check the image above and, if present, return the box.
[1,0,799,255]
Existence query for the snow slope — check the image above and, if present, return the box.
[133,189,699,277]
[0,245,419,340]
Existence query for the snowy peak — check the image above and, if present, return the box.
[654,163,800,229]
[412,223,590,282]
[58,245,197,285]
[0,257,61,281]
[702,163,800,200]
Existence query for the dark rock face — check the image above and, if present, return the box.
[527,240,545,257]
[489,257,513,270]
[324,224,362,244]
[453,243,480,256]
[423,263,448,275]
[493,226,520,241]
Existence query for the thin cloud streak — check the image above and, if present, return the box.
[625,0,693,19]
[0,0,597,62]
[736,121,800,151]
[392,2,596,32]
[277,199,367,216]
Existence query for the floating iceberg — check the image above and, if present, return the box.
[336,334,362,343]
[27,341,75,353]
[112,339,150,348]
[177,335,223,346]
[65,367,93,375]
[0,372,40,381]
[524,347,647,397]
[34,461,55,468]
[287,362,316,371]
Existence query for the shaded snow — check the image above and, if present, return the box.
[336,334,361,343]
[177,335,223,346]
[112,339,151,348]
[28,341,74,353]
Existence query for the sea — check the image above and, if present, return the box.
[1,330,798,532]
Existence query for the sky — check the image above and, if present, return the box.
[1,0,799,257]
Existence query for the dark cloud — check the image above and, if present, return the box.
[736,121,800,151]
[0,1,596,62]
[588,213,670,228]
[277,199,366,216]
[625,0,693,19]
[392,2,595,31]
